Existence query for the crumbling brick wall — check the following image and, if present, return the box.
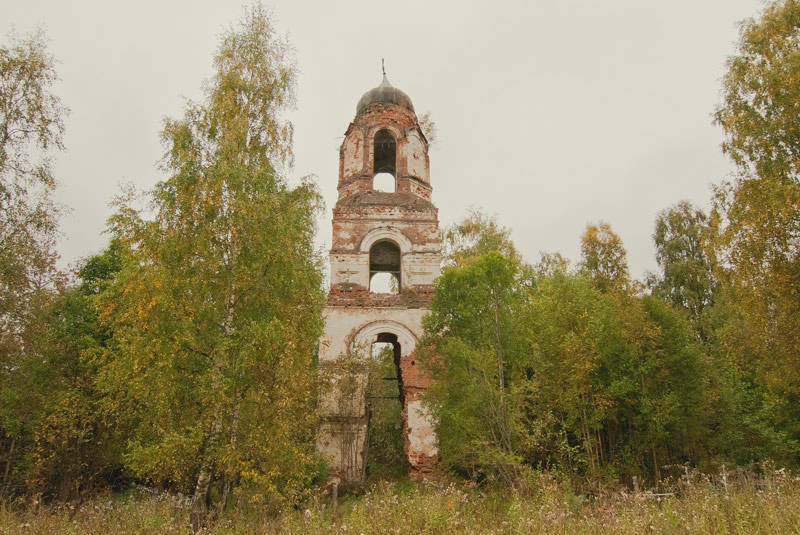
[317,78,441,485]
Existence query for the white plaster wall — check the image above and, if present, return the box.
[330,253,369,288]
[319,307,427,363]
[330,252,440,289]
[404,131,429,182]
[342,129,364,178]
[407,399,438,455]
[403,254,442,287]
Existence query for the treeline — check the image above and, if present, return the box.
[0,6,326,532]
[421,0,800,489]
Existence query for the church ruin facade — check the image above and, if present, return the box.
[317,76,441,483]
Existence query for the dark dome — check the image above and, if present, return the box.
[356,75,415,116]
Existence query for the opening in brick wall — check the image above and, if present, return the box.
[366,335,405,480]
[373,129,396,179]
[369,240,401,294]
[373,172,395,192]
[369,272,399,294]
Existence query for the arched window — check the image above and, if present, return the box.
[369,240,401,294]
[373,130,396,192]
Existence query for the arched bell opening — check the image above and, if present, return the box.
[366,333,405,479]
[373,129,396,192]
[369,240,401,294]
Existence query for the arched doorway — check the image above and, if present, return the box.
[352,321,437,479]
[366,333,405,478]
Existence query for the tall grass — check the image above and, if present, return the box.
[2,471,800,534]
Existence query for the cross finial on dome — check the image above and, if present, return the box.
[379,59,392,87]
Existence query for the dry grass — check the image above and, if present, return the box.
[2,471,800,534]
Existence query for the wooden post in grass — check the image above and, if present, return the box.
[721,464,728,493]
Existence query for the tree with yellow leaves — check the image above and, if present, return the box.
[98,6,324,531]
[712,0,800,461]
[580,222,630,294]
[0,27,67,499]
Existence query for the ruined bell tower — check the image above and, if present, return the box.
[317,75,441,483]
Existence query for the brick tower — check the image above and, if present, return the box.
[317,75,441,484]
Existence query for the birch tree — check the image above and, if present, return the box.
[0,28,66,498]
[580,222,630,294]
[98,6,324,531]
[712,0,800,457]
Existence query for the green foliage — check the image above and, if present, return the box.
[0,27,67,184]
[364,346,405,481]
[0,240,124,500]
[0,27,65,358]
[707,178,800,462]
[27,242,125,500]
[522,267,614,476]
[0,27,67,499]
[526,269,724,481]
[442,209,520,268]
[97,4,325,527]
[579,222,630,293]
[711,0,800,465]
[424,213,741,485]
[650,201,716,325]
[423,251,528,485]
[714,0,800,182]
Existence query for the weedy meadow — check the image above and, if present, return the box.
[2,469,800,534]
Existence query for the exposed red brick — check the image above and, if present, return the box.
[318,80,440,485]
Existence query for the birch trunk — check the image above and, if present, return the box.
[190,282,236,533]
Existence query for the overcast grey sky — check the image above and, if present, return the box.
[4,0,764,280]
